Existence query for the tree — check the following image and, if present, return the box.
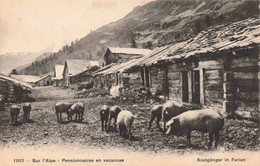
[97,50,103,57]
[205,15,212,27]
[142,41,153,49]
[69,45,73,53]
[10,69,17,75]
[130,36,137,48]
[194,21,201,33]
[88,50,92,59]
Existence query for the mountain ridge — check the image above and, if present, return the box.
[16,0,258,75]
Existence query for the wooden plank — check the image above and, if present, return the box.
[168,72,180,80]
[236,101,258,112]
[200,68,205,105]
[198,59,224,70]
[168,63,186,72]
[169,87,180,94]
[168,80,180,87]
[223,82,234,93]
[205,90,224,100]
[204,82,223,91]
[231,56,258,68]
[204,79,222,85]
[188,70,193,103]
[231,66,258,72]
[234,72,258,79]
[204,70,223,80]
[237,92,259,102]
[236,79,258,92]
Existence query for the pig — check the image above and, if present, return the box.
[162,101,188,133]
[100,105,110,131]
[116,110,134,140]
[55,102,73,123]
[108,105,122,131]
[23,103,31,122]
[166,109,224,149]
[68,102,84,122]
[148,105,163,132]
[10,105,20,125]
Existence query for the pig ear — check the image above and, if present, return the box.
[166,118,174,126]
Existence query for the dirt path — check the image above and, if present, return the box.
[31,86,78,101]
[0,87,259,156]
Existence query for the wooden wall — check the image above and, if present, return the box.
[198,58,224,108]
[230,49,259,119]
[168,65,182,101]
[0,79,29,103]
[165,47,259,120]
[150,66,166,95]
[128,71,143,89]
[0,79,9,102]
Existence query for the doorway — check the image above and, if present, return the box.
[182,71,188,102]
[193,70,200,104]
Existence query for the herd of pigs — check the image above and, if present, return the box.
[9,101,224,149]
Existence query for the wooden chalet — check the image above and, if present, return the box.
[63,59,100,87]
[94,59,140,89]
[92,63,116,88]
[10,74,41,87]
[103,47,152,65]
[35,74,53,86]
[123,17,260,121]
[0,73,32,104]
[53,65,64,87]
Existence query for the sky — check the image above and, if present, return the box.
[0,0,152,54]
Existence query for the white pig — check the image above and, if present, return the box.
[166,109,224,149]
[116,110,134,140]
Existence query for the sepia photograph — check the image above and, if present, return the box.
[0,0,259,165]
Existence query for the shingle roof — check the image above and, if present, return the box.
[0,73,32,89]
[10,74,41,83]
[108,47,152,56]
[94,63,116,76]
[126,17,260,69]
[35,75,51,82]
[53,65,64,80]
[65,59,99,77]
[95,59,141,76]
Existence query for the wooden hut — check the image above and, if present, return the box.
[125,17,260,121]
[103,47,152,65]
[63,59,100,87]
[35,75,53,86]
[53,65,64,87]
[0,73,32,104]
[10,74,41,87]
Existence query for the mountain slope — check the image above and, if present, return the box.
[0,53,40,74]
[17,0,259,75]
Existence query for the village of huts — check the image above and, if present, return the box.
[0,1,259,158]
